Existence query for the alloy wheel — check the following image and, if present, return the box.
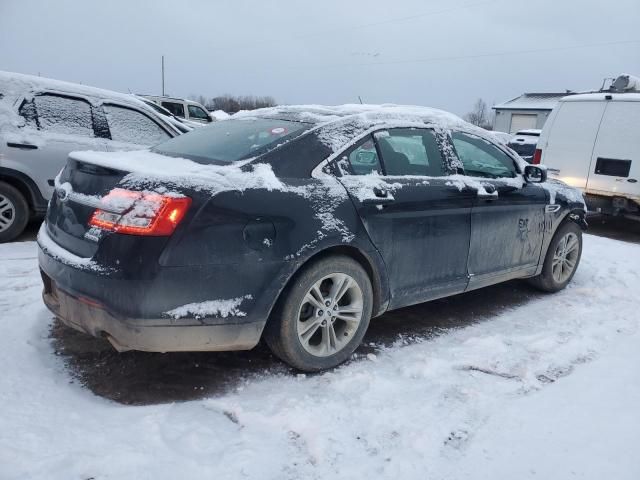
[0,194,16,232]
[296,273,364,357]
[552,232,580,283]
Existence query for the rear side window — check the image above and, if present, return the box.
[594,157,631,177]
[344,136,382,175]
[376,129,446,176]
[188,105,210,120]
[33,94,94,137]
[152,118,308,164]
[452,132,517,178]
[103,104,171,146]
[162,101,185,118]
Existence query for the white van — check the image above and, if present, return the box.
[536,81,640,218]
[141,95,213,125]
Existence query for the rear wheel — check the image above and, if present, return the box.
[264,256,373,372]
[528,220,582,292]
[0,182,29,243]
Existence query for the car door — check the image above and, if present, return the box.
[9,92,108,201]
[101,103,174,151]
[450,131,547,289]
[336,128,474,309]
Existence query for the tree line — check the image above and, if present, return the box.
[189,94,277,113]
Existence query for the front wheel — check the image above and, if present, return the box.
[264,256,373,372]
[528,220,583,292]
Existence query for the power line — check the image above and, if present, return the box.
[206,0,502,53]
[282,39,640,71]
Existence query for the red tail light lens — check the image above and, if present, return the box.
[532,148,542,165]
[89,188,191,236]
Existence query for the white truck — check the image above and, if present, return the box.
[535,74,640,219]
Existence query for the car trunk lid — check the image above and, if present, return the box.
[46,158,128,257]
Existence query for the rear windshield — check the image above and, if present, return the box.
[508,141,536,157]
[152,118,309,164]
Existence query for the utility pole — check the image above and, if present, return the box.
[161,55,165,96]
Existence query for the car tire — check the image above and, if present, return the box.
[528,220,583,293]
[0,181,30,243]
[264,255,373,372]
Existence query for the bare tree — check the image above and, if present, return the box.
[464,98,493,129]
[210,94,276,113]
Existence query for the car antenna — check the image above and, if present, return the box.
[358,95,364,104]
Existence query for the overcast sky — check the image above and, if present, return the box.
[1,0,638,116]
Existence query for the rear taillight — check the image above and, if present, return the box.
[89,188,191,236]
[532,148,542,165]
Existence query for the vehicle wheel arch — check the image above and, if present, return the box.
[0,167,45,216]
[265,244,388,334]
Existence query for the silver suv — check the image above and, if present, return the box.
[0,71,181,242]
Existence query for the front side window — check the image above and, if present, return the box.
[452,132,517,178]
[188,105,210,120]
[152,118,309,164]
[161,101,185,118]
[33,94,94,137]
[103,104,171,146]
[343,135,382,175]
[376,129,446,176]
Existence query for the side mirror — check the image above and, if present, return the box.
[524,165,547,183]
[207,115,214,123]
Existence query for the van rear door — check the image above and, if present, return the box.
[542,101,606,189]
[586,100,640,198]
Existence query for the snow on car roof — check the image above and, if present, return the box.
[235,103,467,127]
[0,70,153,107]
[234,103,493,152]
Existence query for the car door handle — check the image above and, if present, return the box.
[362,187,395,205]
[7,142,38,150]
[373,186,388,198]
[477,184,498,199]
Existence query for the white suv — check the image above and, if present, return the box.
[0,71,181,242]
[141,95,213,125]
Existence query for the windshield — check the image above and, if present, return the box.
[151,118,309,164]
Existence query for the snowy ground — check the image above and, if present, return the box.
[1,232,639,479]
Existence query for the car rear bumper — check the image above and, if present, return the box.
[41,270,263,352]
[36,223,293,352]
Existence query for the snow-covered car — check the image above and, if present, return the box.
[0,71,182,242]
[37,104,587,371]
[134,96,196,134]
[507,129,541,163]
[141,95,213,125]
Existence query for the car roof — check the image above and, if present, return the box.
[0,70,144,106]
[234,104,491,140]
[561,92,640,103]
[0,71,181,135]
[233,104,514,165]
[141,95,206,107]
